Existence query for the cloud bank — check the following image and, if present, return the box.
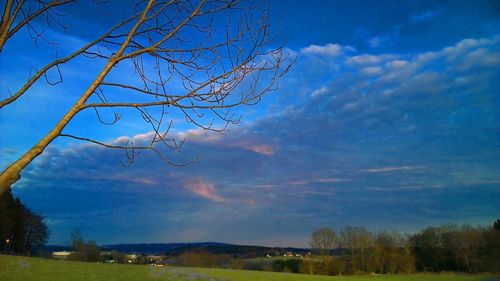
[12,35,500,247]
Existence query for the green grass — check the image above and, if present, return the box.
[1,254,498,281]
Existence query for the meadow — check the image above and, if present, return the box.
[1,255,499,281]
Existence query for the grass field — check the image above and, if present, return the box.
[1,254,499,281]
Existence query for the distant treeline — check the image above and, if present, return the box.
[66,229,102,262]
[171,221,500,275]
[304,222,500,275]
[0,189,49,255]
[2,187,498,275]
[166,244,306,258]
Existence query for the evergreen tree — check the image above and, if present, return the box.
[0,189,49,254]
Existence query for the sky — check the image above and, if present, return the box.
[0,0,499,247]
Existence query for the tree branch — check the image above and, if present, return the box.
[7,1,75,41]
[0,10,139,109]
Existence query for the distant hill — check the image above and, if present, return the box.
[40,242,309,258]
[165,244,309,258]
[101,242,230,254]
[39,245,72,253]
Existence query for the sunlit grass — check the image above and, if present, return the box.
[1,254,498,281]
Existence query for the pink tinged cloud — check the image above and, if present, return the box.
[244,199,256,206]
[227,140,275,156]
[247,145,275,156]
[184,179,226,203]
[253,184,275,189]
[177,128,275,156]
[109,175,158,186]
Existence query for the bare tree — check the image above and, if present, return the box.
[0,0,77,53]
[338,226,372,274]
[373,230,404,273]
[452,225,482,273]
[0,0,292,196]
[309,227,337,264]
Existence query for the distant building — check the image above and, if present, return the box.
[52,251,72,259]
[125,254,138,264]
[146,254,163,265]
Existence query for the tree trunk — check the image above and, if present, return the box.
[0,0,14,52]
[0,58,117,196]
[0,0,154,196]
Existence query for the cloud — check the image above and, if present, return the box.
[246,145,274,156]
[180,129,276,156]
[311,86,330,98]
[300,43,355,56]
[360,66,383,76]
[177,129,223,143]
[184,179,227,203]
[347,54,385,65]
[385,60,408,68]
[107,174,159,186]
[358,166,424,173]
[301,43,341,56]
[314,178,349,183]
[11,35,500,246]
[253,184,275,189]
[286,178,349,186]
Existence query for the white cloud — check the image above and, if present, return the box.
[415,51,438,64]
[360,66,383,76]
[300,43,344,56]
[112,136,130,144]
[386,60,408,68]
[311,86,329,98]
[263,178,350,186]
[283,47,299,58]
[177,128,223,143]
[347,54,383,65]
[358,166,425,173]
[111,131,156,144]
[458,48,500,71]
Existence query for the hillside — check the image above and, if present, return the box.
[41,242,309,257]
[0,254,497,281]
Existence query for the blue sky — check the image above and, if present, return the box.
[0,0,499,247]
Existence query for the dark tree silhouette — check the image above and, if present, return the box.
[494,219,500,231]
[0,189,49,254]
[23,207,50,255]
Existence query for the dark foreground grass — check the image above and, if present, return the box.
[1,254,499,281]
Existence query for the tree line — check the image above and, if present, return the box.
[308,221,500,275]
[1,185,498,275]
[167,221,499,275]
[0,189,49,255]
[66,229,101,262]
